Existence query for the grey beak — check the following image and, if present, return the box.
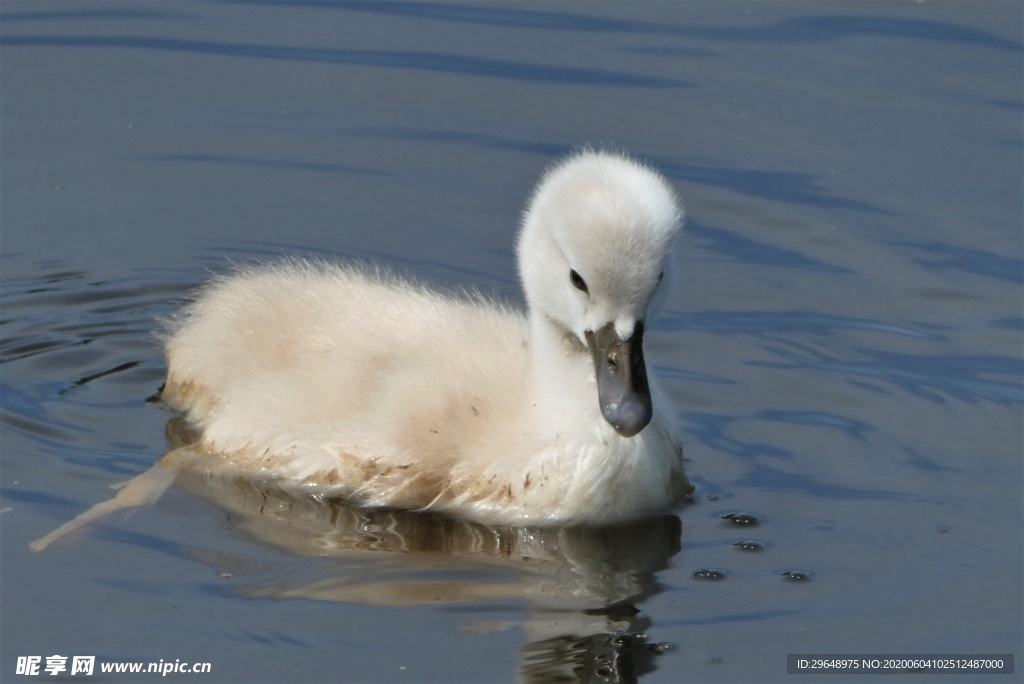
[585,321,652,437]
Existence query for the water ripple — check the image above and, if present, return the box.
[222,3,1023,52]
[658,160,889,212]
[653,365,735,386]
[697,15,1022,51]
[752,343,1023,405]
[138,153,392,177]
[752,410,872,440]
[658,309,944,340]
[317,126,887,211]
[0,9,172,22]
[683,411,907,499]
[899,447,964,475]
[686,222,855,272]
[0,266,190,470]
[243,0,653,33]
[683,412,792,461]
[2,35,683,87]
[891,241,1024,283]
[992,317,1024,330]
[735,462,906,500]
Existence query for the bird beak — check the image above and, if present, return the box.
[585,321,652,437]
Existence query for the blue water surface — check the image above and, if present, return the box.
[2,2,1021,682]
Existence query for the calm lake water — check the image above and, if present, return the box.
[2,2,1021,682]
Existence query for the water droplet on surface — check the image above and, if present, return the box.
[733,540,764,551]
[693,568,728,580]
[781,570,812,581]
[721,512,761,526]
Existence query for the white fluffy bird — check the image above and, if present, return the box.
[163,149,691,525]
[32,149,692,551]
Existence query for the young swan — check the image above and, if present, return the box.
[32,150,692,551]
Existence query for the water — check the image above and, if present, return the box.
[2,2,1021,682]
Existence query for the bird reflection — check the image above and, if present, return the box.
[186,482,682,682]
[35,418,686,682]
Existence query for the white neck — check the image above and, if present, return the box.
[525,312,597,434]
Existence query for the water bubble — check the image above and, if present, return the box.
[733,540,764,552]
[721,512,761,526]
[781,570,812,581]
[693,568,728,580]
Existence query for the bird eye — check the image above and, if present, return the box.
[657,270,665,286]
[569,269,589,294]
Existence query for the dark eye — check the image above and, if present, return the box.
[569,269,589,294]
[657,270,665,286]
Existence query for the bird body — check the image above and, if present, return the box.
[159,150,692,526]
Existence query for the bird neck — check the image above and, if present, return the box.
[526,312,594,421]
